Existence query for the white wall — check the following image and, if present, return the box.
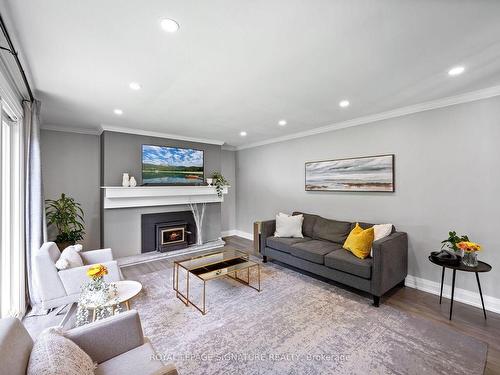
[221,150,236,232]
[236,96,500,300]
[40,130,100,249]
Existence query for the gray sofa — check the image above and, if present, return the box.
[260,212,408,306]
[0,310,177,375]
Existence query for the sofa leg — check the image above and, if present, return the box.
[399,279,406,288]
[372,295,380,307]
[262,255,268,263]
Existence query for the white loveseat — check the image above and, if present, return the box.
[34,242,122,309]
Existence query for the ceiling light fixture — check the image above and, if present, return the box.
[278,119,287,126]
[240,131,247,137]
[129,82,141,90]
[113,109,123,115]
[160,18,180,33]
[339,100,350,108]
[448,66,465,76]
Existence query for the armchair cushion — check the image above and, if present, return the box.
[27,327,95,375]
[0,318,33,375]
[94,342,167,375]
[55,244,84,270]
[65,310,145,364]
[58,260,121,295]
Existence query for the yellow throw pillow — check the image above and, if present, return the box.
[343,223,375,259]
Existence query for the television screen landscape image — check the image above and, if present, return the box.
[142,145,204,185]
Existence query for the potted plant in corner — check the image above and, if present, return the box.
[210,171,229,198]
[46,193,85,250]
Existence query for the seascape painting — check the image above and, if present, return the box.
[142,145,204,185]
[305,154,394,192]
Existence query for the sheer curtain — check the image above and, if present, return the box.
[24,99,45,309]
[0,98,25,318]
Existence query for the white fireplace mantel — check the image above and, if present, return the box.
[101,186,229,209]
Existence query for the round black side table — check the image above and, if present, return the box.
[429,256,491,320]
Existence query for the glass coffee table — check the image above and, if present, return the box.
[173,249,261,315]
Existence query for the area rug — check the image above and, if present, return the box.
[131,262,487,374]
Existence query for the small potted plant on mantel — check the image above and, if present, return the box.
[46,193,85,250]
[210,171,229,197]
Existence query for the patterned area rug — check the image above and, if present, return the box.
[132,262,487,374]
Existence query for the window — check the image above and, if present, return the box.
[0,101,25,318]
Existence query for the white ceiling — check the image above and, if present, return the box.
[3,0,500,147]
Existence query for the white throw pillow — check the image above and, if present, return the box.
[275,213,304,238]
[370,224,393,257]
[55,244,84,270]
[27,326,95,375]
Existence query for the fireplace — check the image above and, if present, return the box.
[141,211,196,253]
[155,221,189,252]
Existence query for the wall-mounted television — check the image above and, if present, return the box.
[142,145,204,185]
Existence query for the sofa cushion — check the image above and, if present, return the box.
[312,217,352,244]
[266,236,311,253]
[353,222,396,233]
[95,342,167,375]
[293,212,319,238]
[289,240,342,264]
[325,249,373,279]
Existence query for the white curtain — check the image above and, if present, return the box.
[24,99,45,308]
[0,100,25,318]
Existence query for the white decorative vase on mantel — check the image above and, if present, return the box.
[122,173,130,187]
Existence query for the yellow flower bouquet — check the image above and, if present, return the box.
[457,241,481,253]
[86,264,108,279]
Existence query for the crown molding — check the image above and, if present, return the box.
[221,144,237,151]
[236,84,500,150]
[100,124,225,145]
[40,124,102,135]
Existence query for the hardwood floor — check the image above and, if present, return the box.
[26,236,500,373]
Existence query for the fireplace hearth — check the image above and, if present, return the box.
[141,211,196,253]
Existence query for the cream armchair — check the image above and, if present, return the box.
[33,242,122,310]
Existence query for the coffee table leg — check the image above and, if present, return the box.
[449,269,456,320]
[258,264,261,292]
[186,271,190,307]
[439,267,445,304]
[203,280,206,315]
[475,272,487,320]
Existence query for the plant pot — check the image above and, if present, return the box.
[56,241,75,251]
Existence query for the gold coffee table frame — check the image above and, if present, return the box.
[173,249,261,315]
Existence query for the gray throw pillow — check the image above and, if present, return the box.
[27,326,95,375]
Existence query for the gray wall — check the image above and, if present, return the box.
[101,131,223,257]
[236,96,500,299]
[221,150,236,232]
[40,130,100,249]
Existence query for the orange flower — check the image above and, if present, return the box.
[86,264,108,279]
[457,241,481,252]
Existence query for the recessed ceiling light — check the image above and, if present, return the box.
[339,100,350,108]
[240,131,247,137]
[160,18,180,33]
[129,82,141,90]
[278,119,287,126]
[448,66,465,76]
[113,109,123,115]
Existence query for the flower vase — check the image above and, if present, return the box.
[462,251,478,267]
[454,248,464,259]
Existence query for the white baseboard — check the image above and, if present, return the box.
[221,229,253,240]
[405,275,500,314]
